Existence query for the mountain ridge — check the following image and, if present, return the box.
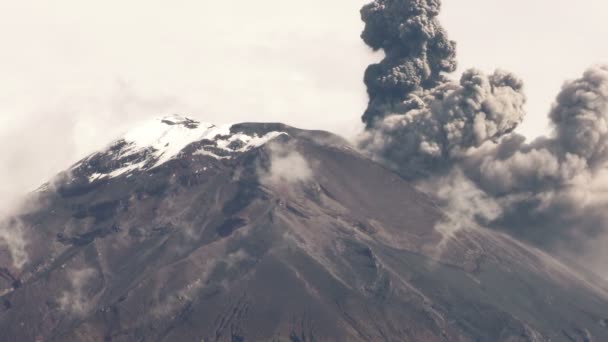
[1,117,608,341]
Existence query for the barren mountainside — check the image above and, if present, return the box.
[1,116,608,341]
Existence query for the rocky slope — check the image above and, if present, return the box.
[1,116,607,341]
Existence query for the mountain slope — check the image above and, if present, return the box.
[1,116,608,341]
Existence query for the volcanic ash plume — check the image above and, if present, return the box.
[360,0,457,125]
[358,0,608,276]
[468,66,608,201]
[359,0,526,177]
[551,65,608,167]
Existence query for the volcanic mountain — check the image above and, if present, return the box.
[1,115,607,341]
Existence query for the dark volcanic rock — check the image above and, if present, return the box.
[1,120,608,341]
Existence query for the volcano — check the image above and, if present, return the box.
[0,115,607,341]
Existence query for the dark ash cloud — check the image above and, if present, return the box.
[360,0,456,125]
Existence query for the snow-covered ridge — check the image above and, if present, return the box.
[79,115,287,182]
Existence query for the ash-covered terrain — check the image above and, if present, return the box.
[0,115,607,341]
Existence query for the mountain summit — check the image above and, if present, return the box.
[1,116,608,341]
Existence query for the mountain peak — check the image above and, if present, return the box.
[157,114,202,128]
[72,116,289,183]
[5,118,608,341]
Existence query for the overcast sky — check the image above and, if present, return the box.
[1,0,607,209]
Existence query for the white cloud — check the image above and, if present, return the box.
[0,218,28,270]
[59,268,97,315]
[260,143,313,186]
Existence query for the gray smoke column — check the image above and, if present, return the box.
[360,0,457,125]
[359,0,526,177]
[551,65,608,167]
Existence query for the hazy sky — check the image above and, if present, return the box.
[1,0,607,208]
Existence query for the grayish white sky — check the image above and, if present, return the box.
[1,0,607,210]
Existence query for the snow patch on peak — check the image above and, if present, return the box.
[121,115,231,169]
[78,115,288,182]
[195,131,287,159]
